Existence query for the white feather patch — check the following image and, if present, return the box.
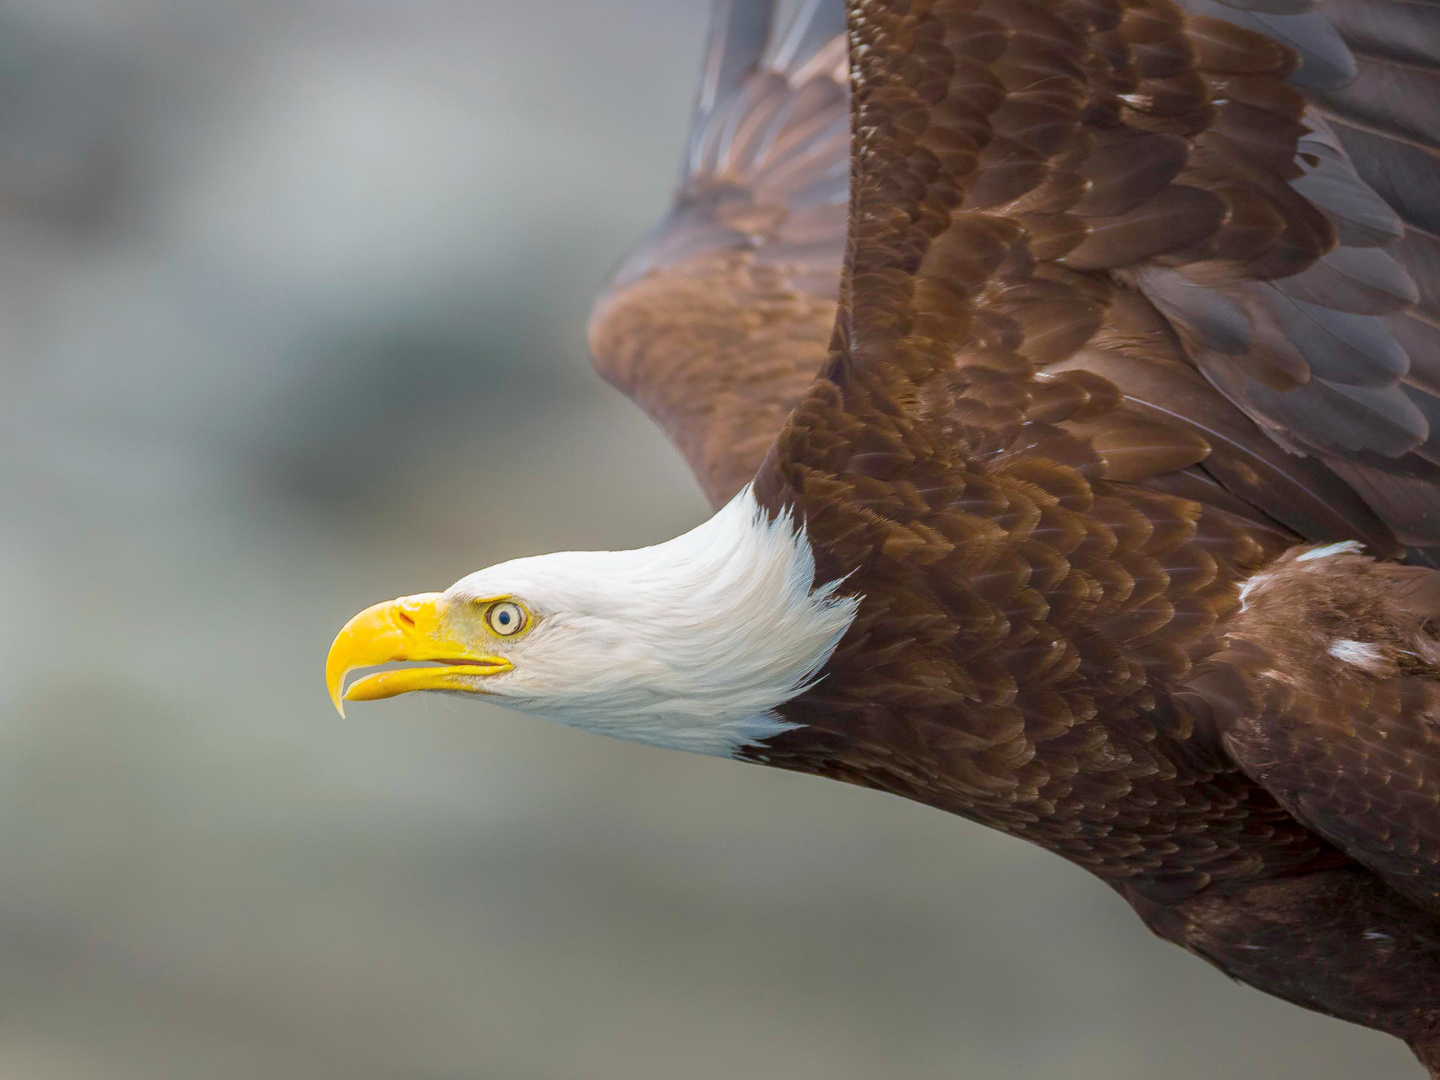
[445,486,860,758]
[1238,572,1270,611]
[1328,638,1385,672]
[1296,540,1365,563]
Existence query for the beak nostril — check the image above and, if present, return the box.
[396,611,416,626]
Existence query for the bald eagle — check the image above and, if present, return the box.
[328,0,1440,1072]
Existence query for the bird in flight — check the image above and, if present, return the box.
[329,0,1440,1072]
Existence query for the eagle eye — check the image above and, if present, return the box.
[486,601,526,636]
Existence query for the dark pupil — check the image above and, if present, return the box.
[498,611,511,625]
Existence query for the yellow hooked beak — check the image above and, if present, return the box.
[325,592,513,716]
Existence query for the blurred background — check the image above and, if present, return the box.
[0,1,1422,1077]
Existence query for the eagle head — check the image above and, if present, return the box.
[325,489,859,757]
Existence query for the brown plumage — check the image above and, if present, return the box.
[588,0,1440,1072]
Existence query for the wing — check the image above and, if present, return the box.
[587,0,849,507]
[752,0,1440,899]
[754,0,1440,578]
[719,6,1440,1049]
[745,0,1440,581]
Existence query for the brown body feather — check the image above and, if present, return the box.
[591,0,1440,1072]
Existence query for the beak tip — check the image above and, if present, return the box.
[325,653,348,718]
[327,671,348,717]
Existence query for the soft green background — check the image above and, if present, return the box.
[0,0,1420,1076]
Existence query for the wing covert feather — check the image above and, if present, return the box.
[756,0,1437,567]
[1153,0,1440,549]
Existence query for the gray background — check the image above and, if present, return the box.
[0,0,1421,1076]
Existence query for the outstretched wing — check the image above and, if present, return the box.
[587,0,849,507]
[758,0,1440,572]
[602,0,1440,554]
[753,0,1440,903]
